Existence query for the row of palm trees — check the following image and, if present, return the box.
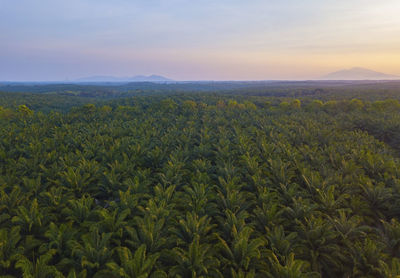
[1,95,400,277]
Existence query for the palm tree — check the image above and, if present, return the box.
[0,185,25,218]
[170,236,222,278]
[15,249,63,278]
[97,208,130,241]
[380,219,400,258]
[106,245,165,278]
[252,187,284,233]
[266,226,298,262]
[216,178,251,215]
[295,216,344,276]
[39,186,70,215]
[0,226,24,274]
[44,222,76,258]
[62,195,97,227]
[158,153,188,189]
[329,210,367,242]
[379,258,400,278]
[69,228,113,275]
[60,167,93,198]
[351,238,387,278]
[360,181,392,223]
[178,182,217,217]
[284,197,316,225]
[11,199,44,235]
[264,252,319,278]
[170,212,215,246]
[266,158,296,192]
[126,215,166,253]
[216,226,265,275]
[21,176,47,199]
[217,210,249,242]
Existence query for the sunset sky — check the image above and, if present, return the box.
[1,0,400,81]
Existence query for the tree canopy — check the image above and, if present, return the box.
[1,88,400,277]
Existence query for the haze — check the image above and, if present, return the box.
[1,0,400,81]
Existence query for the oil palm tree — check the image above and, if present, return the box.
[15,249,63,278]
[0,226,24,273]
[170,236,222,278]
[62,195,97,227]
[216,226,265,275]
[11,199,44,236]
[264,252,319,278]
[97,208,130,241]
[106,245,166,278]
[170,212,215,246]
[69,228,113,275]
[295,216,344,276]
[126,215,167,253]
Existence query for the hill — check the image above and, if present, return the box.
[76,74,172,82]
[321,67,399,80]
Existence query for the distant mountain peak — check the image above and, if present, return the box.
[76,74,173,83]
[321,67,399,80]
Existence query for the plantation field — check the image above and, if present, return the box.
[1,85,400,277]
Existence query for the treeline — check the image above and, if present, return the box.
[0,92,98,113]
[2,80,400,101]
[1,95,400,277]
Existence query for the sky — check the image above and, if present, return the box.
[1,0,400,81]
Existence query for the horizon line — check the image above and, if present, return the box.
[1,79,400,83]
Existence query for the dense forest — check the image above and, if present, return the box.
[2,80,400,100]
[1,83,400,277]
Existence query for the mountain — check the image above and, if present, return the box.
[321,67,399,80]
[129,75,173,82]
[76,74,172,82]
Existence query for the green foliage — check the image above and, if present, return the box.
[18,104,34,117]
[106,245,164,278]
[279,101,290,110]
[291,99,301,109]
[15,249,62,278]
[1,91,400,277]
[348,98,364,110]
[307,100,323,111]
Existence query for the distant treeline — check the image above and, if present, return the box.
[1,80,400,101]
